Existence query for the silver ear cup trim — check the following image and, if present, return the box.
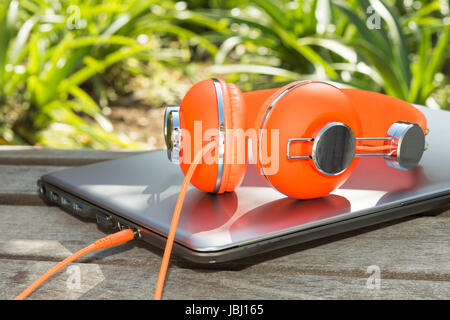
[164,106,181,164]
[212,79,226,193]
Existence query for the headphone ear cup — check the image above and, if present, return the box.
[178,79,222,193]
[178,79,247,194]
[218,82,247,193]
[254,81,362,199]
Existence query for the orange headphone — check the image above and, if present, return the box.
[165,79,427,199]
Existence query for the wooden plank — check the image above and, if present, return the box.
[0,165,68,205]
[0,146,146,166]
[2,259,448,300]
[440,210,450,217]
[0,206,449,281]
[422,206,450,217]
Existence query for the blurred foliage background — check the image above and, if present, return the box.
[0,0,448,149]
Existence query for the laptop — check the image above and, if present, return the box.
[38,106,450,263]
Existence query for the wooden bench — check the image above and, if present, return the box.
[1,146,449,299]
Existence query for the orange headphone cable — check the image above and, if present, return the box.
[356,145,397,152]
[154,139,218,300]
[14,228,136,300]
[14,140,217,300]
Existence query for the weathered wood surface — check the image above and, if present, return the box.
[0,146,449,300]
[0,146,144,166]
[0,165,68,205]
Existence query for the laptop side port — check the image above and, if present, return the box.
[117,221,141,238]
[96,213,117,230]
[62,197,71,207]
[117,220,130,231]
[50,191,59,203]
[73,202,83,212]
[38,185,46,196]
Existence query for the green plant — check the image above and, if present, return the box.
[171,0,377,92]
[187,0,343,79]
[182,0,449,107]
[335,0,449,106]
[0,0,217,148]
[1,0,448,149]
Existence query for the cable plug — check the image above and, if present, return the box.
[93,228,136,250]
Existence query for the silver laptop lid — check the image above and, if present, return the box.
[43,106,450,252]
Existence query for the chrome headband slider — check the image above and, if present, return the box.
[383,121,426,170]
[286,121,426,175]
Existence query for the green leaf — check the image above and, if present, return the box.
[211,64,302,79]
[0,0,16,100]
[368,0,411,91]
[9,16,38,65]
[408,28,429,103]
[334,1,411,99]
[143,22,219,56]
[60,44,153,93]
[420,25,450,104]
[297,37,358,63]
[253,0,292,30]
[335,2,391,59]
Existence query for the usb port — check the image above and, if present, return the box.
[117,221,130,231]
[73,203,83,212]
[96,214,116,230]
[50,191,59,202]
[62,197,71,206]
[38,185,46,196]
